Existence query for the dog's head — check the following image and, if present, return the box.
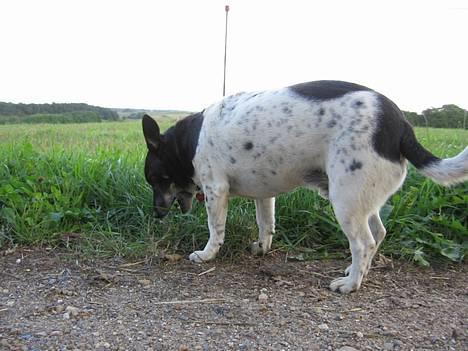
[142,115,195,218]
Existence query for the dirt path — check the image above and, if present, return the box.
[0,249,466,351]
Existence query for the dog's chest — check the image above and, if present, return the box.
[193,88,377,197]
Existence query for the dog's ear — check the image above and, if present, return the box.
[142,114,161,152]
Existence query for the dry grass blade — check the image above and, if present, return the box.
[153,298,227,305]
[198,266,216,276]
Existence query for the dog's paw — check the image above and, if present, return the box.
[189,250,213,263]
[329,276,359,294]
[251,241,266,255]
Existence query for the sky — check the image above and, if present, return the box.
[1,0,467,113]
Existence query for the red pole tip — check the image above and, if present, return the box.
[225,5,230,12]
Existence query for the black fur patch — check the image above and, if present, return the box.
[290,81,371,101]
[145,112,204,189]
[373,95,439,168]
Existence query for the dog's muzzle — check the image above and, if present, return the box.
[176,191,194,214]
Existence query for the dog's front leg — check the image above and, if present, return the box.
[189,183,229,263]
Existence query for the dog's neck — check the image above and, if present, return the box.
[161,112,204,188]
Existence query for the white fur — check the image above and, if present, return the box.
[420,147,468,186]
[187,86,460,293]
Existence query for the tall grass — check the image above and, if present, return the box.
[0,122,466,263]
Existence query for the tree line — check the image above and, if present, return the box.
[0,102,119,124]
[0,101,466,128]
[403,104,467,129]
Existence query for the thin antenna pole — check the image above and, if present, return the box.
[223,5,229,97]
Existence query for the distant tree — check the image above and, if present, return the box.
[422,104,466,129]
[403,111,425,127]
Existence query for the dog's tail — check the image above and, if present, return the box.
[400,123,468,186]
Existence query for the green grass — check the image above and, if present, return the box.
[0,122,467,264]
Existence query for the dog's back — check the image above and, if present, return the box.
[194,81,397,199]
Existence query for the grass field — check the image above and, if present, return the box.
[0,121,467,265]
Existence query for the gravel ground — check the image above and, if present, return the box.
[0,248,466,351]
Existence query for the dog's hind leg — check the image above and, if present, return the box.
[189,182,229,263]
[329,200,376,294]
[251,197,275,255]
[345,212,386,277]
[327,153,406,292]
[366,212,386,272]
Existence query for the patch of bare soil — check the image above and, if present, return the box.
[0,248,466,351]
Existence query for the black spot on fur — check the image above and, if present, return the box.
[230,157,236,164]
[290,81,372,101]
[349,159,363,171]
[269,136,279,143]
[271,170,277,175]
[282,106,292,114]
[208,139,214,146]
[244,141,253,150]
[330,109,342,120]
[327,120,337,128]
[319,108,325,116]
[354,100,364,108]
[252,170,256,174]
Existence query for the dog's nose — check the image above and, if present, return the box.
[154,207,169,219]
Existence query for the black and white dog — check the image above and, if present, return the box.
[142,80,468,293]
